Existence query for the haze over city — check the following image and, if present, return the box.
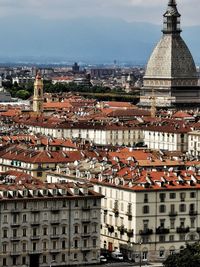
[0,0,199,64]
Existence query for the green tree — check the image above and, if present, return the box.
[16,90,30,100]
[164,243,200,267]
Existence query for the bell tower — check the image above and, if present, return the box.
[33,71,44,113]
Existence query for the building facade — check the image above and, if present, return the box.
[0,181,102,267]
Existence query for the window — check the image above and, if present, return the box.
[44,201,48,208]
[191,218,195,228]
[93,239,97,247]
[84,225,88,234]
[159,205,166,213]
[43,256,47,263]
[37,172,42,177]
[23,202,27,209]
[190,192,196,198]
[33,242,37,251]
[179,204,186,212]
[169,235,174,241]
[52,254,56,261]
[22,257,26,265]
[83,239,87,247]
[43,227,47,236]
[3,258,6,266]
[143,205,149,214]
[74,240,78,248]
[170,193,176,199]
[180,192,186,201]
[13,229,17,238]
[144,194,148,203]
[159,249,165,258]
[159,235,165,242]
[75,200,79,207]
[93,199,97,206]
[43,242,47,251]
[3,229,7,238]
[3,244,7,253]
[179,234,185,241]
[53,227,57,236]
[170,219,175,229]
[53,241,57,249]
[74,253,78,259]
[3,215,7,223]
[22,243,26,252]
[74,225,78,234]
[23,228,26,237]
[180,218,185,227]
[33,228,37,236]
[62,240,65,249]
[160,219,165,228]
[22,214,27,223]
[160,193,166,202]
[62,226,66,234]
[62,254,65,262]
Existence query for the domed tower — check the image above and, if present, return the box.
[33,71,44,113]
[140,0,200,107]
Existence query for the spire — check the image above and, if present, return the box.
[168,0,176,6]
[162,0,181,34]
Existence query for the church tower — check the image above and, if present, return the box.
[140,0,200,107]
[33,72,44,113]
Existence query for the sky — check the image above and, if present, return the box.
[0,0,199,26]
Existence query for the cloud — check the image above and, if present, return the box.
[0,0,198,26]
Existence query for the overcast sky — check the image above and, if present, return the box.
[0,0,198,26]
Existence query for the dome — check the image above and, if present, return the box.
[144,34,197,79]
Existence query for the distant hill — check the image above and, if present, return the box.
[0,15,199,64]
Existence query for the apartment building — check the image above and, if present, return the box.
[0,178,102,267]
[47,163,200,262]
[188,130,200,157]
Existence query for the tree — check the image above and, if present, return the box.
[16,90,30,100]
[164,243,200,267]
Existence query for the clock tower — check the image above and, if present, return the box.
[33,72,44,113]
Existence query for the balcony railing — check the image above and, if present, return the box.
[168,211,178,217]
[156,227,170,235]
[139,228,153,235]
[189,210,198,216]
[176,227,190,233]
[82,206,91,211]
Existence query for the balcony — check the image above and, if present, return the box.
[81,247,91,252]
[106,224,114,233]
[82,218,91,224]
[126,229,134,238]
[156,227,170,235]
[139,228,153,235]
[189,210,198,216]
[81,233,91,238]
[31,236,41,241]
[10,237,20,242]
[51,207,60,213]
[31,222,40,226]
[82,206,91,212]
[29,250,42,255]
[49,249,60,254]
[113,208,119,217]
[11,223,20,227]
[50,235,60,239]
[168,211,178,217]
[126,211,132,220]
[11,209,20,214]
[117,225,125,235]
[10,251,21,256]
[51,220,60,225]
[176,227,190,233]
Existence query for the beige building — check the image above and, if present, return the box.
[47,167,200,262]
[0,179,102,267]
